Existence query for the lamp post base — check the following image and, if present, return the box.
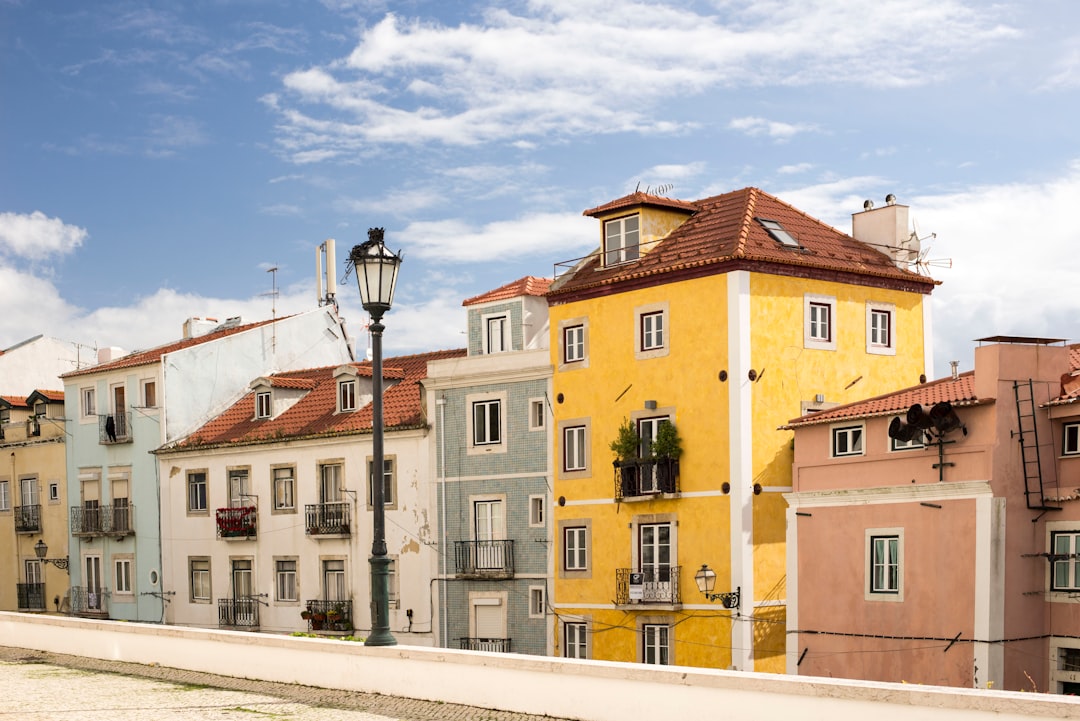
[366,554,397,647]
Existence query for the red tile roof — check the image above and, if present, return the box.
[462,276,554,307]
[0,395,28,409]
[266,377,318,390]
[551,187,938,300]
[1043,343,1080,407]
[165,348,465,450]
[583,191,698,216]
[62,317,284,378]
[782,372,986,428]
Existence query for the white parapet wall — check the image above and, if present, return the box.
[1,612,1077,721]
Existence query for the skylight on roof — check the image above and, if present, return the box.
[757,218,800,248]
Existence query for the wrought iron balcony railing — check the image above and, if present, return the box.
[218,597,260,628]
[98,412,132,444]
[14,504,41,533]
[303,599,353,632]
[613,458,680,500]
[17,582,46,611]
[71,586,109,616]
[615,565,681,605]
[304,502,351,535]
[459,637,512,653]
[216,506,257,538]
[70,504,134,536]
[454,539,515,578]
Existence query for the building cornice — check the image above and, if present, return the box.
[785,480,993,508]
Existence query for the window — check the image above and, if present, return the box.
[187,471,207,513]
[255,391,271,419]
[529,495,545,527]
[890,424,924,452]
[804,294,837,351]
[485,314,508,353]
[643,624,671,665]
[866,302,896,355]
[319,463,343,503]
[323,559,346,601]
[757,217,799,247]
[1051,531,1080,592]
[367,457,395,507]
[49,482,59,502]
[604,214,639,266]
[529,399,546,430]
[276,559,298,602]
[832,425,864,457]
[142,380,157,408]
[1,480,11,511]
[190,558,211,602]
[564,325,585,363]
[632,302,673,359]
[564,622,587,659]
[564,526,588,571]
[529,586,545,618]
[228,469,251,507]
[473,399,501,445]
[564,425,587,472]
[339,380,356,412]
[272,467,295,511]
[870,535,901,594]
[640,311,664,351]
[1064,423,1080,455]
[81,387,96,417]
[114,558,132,594]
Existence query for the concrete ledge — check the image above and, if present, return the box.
[2,612,1077,721]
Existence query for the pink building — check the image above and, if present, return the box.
[784,337,1080,693]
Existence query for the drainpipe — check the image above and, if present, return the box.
[437,396,447,648]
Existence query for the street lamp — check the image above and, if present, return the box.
[34,539,69,573]
[350,227,402,648]
[694,564,739,609]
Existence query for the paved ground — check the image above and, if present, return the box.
[0,646,570,721]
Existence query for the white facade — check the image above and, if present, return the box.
[0,335,92,393]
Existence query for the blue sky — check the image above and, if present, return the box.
[2,0,1079,378]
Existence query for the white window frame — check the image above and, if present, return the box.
[564,620,589,659]
[483,313,510,354]
[642,623,671,665]
[187,470,208,514]
[564,324,585,363]
[832,424,865,457]
[634,301,670,360]
[528,398,546,431]
[255,391,271,419]
[190,557,211,603]
[557,417,591,480]
[529,586,546,619]
[114,556,133,596]
[275,558,298,602]
[558,316,589,371]
[564,526,588,572]
[466,391,507,455]
[81,387,96,419]
[1063,423,1080,456]
[604,214,640,267]
[865,528,904,601]
[528,495,545,527]
[890,433,924,452]
[564,425,587,472]
[804,294,837,351]
[49,481,60,502]
[1051,530,1080,592]
[272,466,295,512]
[140,379,157,408]
[866,302,896,356]
[0,480,8,511]
[366,455,396,509]
[339,380,357,412]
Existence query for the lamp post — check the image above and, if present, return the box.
[350,227,402,647]
[34,539,69,573]
[694,564,739,609]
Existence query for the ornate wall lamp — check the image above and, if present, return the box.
[34,539,69,573]
[694,564,739,609]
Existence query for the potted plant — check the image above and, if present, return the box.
[651,420,683,493]
[311,610,327,630]
[610,417,641,497]
[300,609,312,621]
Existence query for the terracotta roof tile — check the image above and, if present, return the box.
[583,192,698,217]
[267,377,317,390]
[1043,343,1080,407]
[462,276,554,306]
[552,187,938,299]
[0,395,28,409]
[782,372,984,428]
[167,348,466,450]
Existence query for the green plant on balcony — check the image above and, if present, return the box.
[610,417,641,497]
[650,420,683,493]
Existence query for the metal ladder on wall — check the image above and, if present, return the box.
[1013,379,1059,511]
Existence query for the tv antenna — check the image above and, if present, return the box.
[263,265,279,354]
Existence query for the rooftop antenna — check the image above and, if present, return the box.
[317,239,338,310]
[908,219,952,275]
[263,266,279,354]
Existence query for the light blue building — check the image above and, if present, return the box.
[425,277,553,655]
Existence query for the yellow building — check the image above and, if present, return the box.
[0,390,69,613]
[547,188,937,671]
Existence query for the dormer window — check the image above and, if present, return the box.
[757,218,799,247]
[339,379,357,412]
[34,401,47,417]
[255,391,271,419]
[482,313,509,354]
[604,215,640,266]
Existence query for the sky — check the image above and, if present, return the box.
[3,0,1080,380]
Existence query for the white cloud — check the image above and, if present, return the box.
[0,211,87,260]
[729,116,817,142]
[397,211,595,263]
[336,187,446,217]
[777,162,813,175]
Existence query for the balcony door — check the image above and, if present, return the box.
[323,560,346,602]
[25,559,42,585]
[640,523,672,592]
[82,479,101,533]
[21,477,38,506]
[320,464,343,503]
[637,416,669,493]
[231,560,255,625]
[85,555,103,610]
[112,478,130,533]
[228,470,250,508]
[471,598,506,650]
[474,500,505,570]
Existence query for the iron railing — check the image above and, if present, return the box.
[218,597,260,628]
[459,637,512,652]
[615,566,681,605]
[303,599,353,632]
[216,506,257,538]
[14,504,41,533]
[71,586,109,616]
[17,582,46,611]
[70,504,134,536]
[98,412,132,444]
[614,459,679,500]
[304,502,351,535]
[454,539,515,578]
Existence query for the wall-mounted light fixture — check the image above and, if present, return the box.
[34,539,69,573]
[694,564,740,609]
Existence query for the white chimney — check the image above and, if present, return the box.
[183,317,219,339]
[852,195,919,269]
[97,346,127,364]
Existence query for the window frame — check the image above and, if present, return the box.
[641,622,672,665]
[81,387,96,419]
[563,424,587,472]
[338,379,357,412]
[564,620,588,659]
[271,466,296,513]
[275,558,298,603]
[141,379,157,408]
[1064,423,1080,456]
[483,313,510,354]
[113,556,133,596]
[466,391,507,455]
[1051,530,1080,592]
[528,398,546,431]
[186,470,208,514]
[528,495,545,527]
[603,213,640,267]
[255,391,271,419]
[529,586,546,619]
[634,301,671,360]
[189,557,211,603]
[563,525,589,573]
[558,316,589,371]
[557,417,591,480]
[0,480,8,512]
[832,424,865,458]
[804,294,837,351]
[865,528,904,601]
[866,302,896,356]
[564,324,585,363]
[366,455,397,509]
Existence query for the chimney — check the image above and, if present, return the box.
[183,317,219,339]
[97,346,126,364]
[852,195,919,269]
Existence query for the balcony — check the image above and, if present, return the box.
[614,459,679,501]
[218,597,260,628]
[454,539,515,579]
[459,637,512,653]
[98,412,132,444]
[304,502,351,536]
[17,582,46,611]
[302,599,353,633]
[615,566,682,606]
[14,504,41,533]
[70,504,135,537]
[216,506,256,539]
[71,586,109,617]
